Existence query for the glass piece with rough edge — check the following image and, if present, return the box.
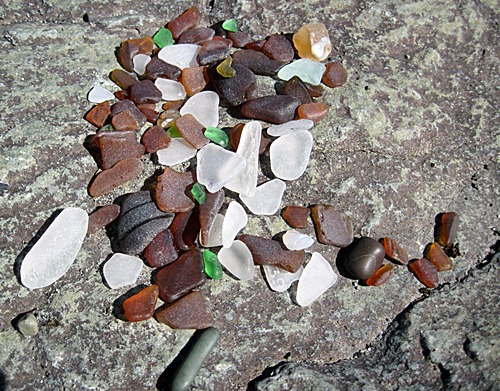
[240,179,286,215]
[103,253,143,289]
[343,237,385,280]
[221,201,248,248]
[110,69,138,90]
[282,230,315,250]
[262,34,294,62]
[88,158,143,198]
[297,102,329,124]
[200,214,224,247]
[111,99,147,129]
[145,57,182,81]
[158,44,201,69]
[263,265,303,293]
[94,129,145,170]
[123,285,159,322]
[182,66,208,96]
[170,209,200,250]
[155,78,186,101]
[20,208,89,289]
[175,114,209,149]
[232,50,283,76]
[143,229,178,268]
[128,79,162,105]
[296,252,338,306]
[88,85,115,103]
[204,127,229,147]
[293,23,332,61]
[87,204,121,235]
[277,59,326,85]
[199,189,224,245]
[180,91,219,128]
[156,167,195,213]
[434,212,460,248]
[167,6,201,39]
[154,27,174,48]
[208,64,256,107]
[267,119,314,137]
[85,101,111,128]
[322,62,348,88]
[133,53,151,76]
[222,18,237,32]
[191,182,206,204]
[179,27,215,45]
[311,205,353,248]
[424,242,453,271]
[216,56,236,78]
[270,129,313,180]
[379,237,409,265]
[203,250,223,279]
[241,95,301,124]
[141,125,171,153]
[156,138,198,166]
[365,264,394,286]
[198,40,231,65]
[282,205,310,228]
[282,76,313,104]
[218,240,254,280]
[408,258,439,288]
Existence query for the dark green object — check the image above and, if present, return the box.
[169,327,220,391]
[222,19,237,33]
[167,123,182,138]
[191,182,206,205]
[203,250,223,280]
[204,127,229,147]
[153,27,174,48]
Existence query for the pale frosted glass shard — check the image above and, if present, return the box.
[277,59,326,85]
[218,240,254,280]
[180,91,220,128]
[270,130,313,180]
[222,201,248,248]
[158,44,201,69]
[199,213,224,247]
[156,138,197,166]
[155,78,186,101]
[224,121,262,196]
[263,265,303,292]
[283,230,315,250]
[197,144,246,193]
[267,119,314,137]
[103,253,143,289]
[88,85,115,103]
[240,179,286,215]
[133,53,151,76]
[20,207,89,289]
[296,252,338,306]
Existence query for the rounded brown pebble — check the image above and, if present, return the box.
[241,95,301,124]
[322,62,348,88]
[343,237,385,280]
[297,102,329,124]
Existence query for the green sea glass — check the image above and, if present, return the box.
[222,19,237,33]
[191,182,206,204]
[203,250,223,280]
[153,28,174,48]
[166,123,182,138]
[204,127,229,147]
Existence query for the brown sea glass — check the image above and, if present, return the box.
[213,36,233,49]
[110,69,138,90]
[157,109,181,128]
[379,237,409,265]
[118,37,154,72]
[111,110,141,131]
[198,189,224,244]
[155,250,206,303]
[94,130,145,169]
[434,212,460,248]
[145,56,182,81]
[85,101,111,128]
[87,204,121,235]
[141,125,171,153]
[123,285,159,322]
[198,40,231,65]
[88,158,143,197]
[408,258,439,288]
[282,205,310,228]
[322,62,348,88]
[232,50,284,76]
[208,64,256,107]
[245,39,266,51]
[155,291,213,329]
[181,66,208,96]
[239,234,305,273]
[262,34,294,62]
[111,100,147,130]
[137,105,160,124]
[424,242,453,271]
[156,167,195,212]
[175,114,209,149]
[282,76,313,104]
[241,95,301,124]
[227,31,250,47]
[365,264,394,286]
[178,27,215,44]
[143,229,178,268]
[297,102,329,124]
[128,79,162,105]
[170,209,200,251]
[162,100,185,111]
[167,6,201,40]
[311,205,353,247]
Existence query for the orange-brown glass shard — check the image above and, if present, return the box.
[424,242,453,271]
[408,258,439,288]
[155,291,213,329]
[123,285,160,322]
[167,6,201,40]
[434,212,460,248]
[365,264,394,286]
[170,209,200,251]
[322,62,348,88]
[141,125,171,153]
[282,205,310,229]
[297,102,329,124]
[88,158,143,198]
[94,130,145,170]
[181,66,209,96]
[156,167,195,213]
[118,37,154,72]
[85,101,111,128]
[175,114,209,149]
[379,237,409,265]
[87,204,121,235]
[110,69,138,90]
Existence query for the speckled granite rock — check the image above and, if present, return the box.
[0,0,498,390]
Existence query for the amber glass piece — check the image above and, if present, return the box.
[293,23,331,61]
[408,258,439,288]
[145,56,182,81]
[85,101,111,128]
[88,158,143,197]
[208,64,256,107]
[424,242,453,271]
[245,39,266,51]
[282,76,313,104]
[155,250,206,303]
[304,82,325,97]
[111,110,140,131]
[111,99,147,129]
[118,36,154,72]
[262,34,294,62]
[213,36,233,49]
[162,100,185,111]
[167,6,201,40]
[365,264,394,286]
[379,237,409,265]
[229,122,270,155]
[232,50,284,76]
[155,291,213,329]
[178,27,215,44]
[181,66,208,96]
[94,130,145,169]
[110,69,138,90]
[239,234,305,273]
[141,125,171,153]
[137,105,160,124]
[143,229,178,268]
[322,62,348,88]
[227,31,250,47]
[198,39,231,65]
[434,212,460,248]
[156,167,195,212]
[297,102,329,124]
[282,205,310,228]
[123,285,159,322]
[128,79,162,105]
[311,205,353,247]
[175,114,209,149]
[87,204,121,235]
[157,109,181,128]
[170,209,200,250]
[114,90,128,100]
[198,189,224,244]
[241,95,301,124]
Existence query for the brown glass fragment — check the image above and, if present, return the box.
[311,205,353,247]
[178,27,215,44]
[88,158,143,197]
[175,114,209,149]
[239,234,305,273]
[143,229,178,268]
[157,109,181,128]
[87,204,121,235]
[141,125,171,153]
[128,79,162,105]
[162,100,185,111]
[170,209,200,250]
[111,110,141,131]
[227,31,251,48]
[111,100,147,130]
[245,40,266,51]
[198,39,231,65]
[262,34,294,62]
[118,37,154,72]
[137,105,160,123]
[213,36,233,49]
[94,130,145,169]
[85,101,111,128]
[208,64,256,107]
[199,189,224,244]
[297,102,329,124]
[229,122,270,155]
[322,62,348,88]
[155,291,213,329]
[110,69,138,90]
[167,6,201,40]
[282,205,310,228]
[156,167,195,212]
[145,57,182,81]
[114,90,128,100]
[155,250,206,303]
[181,66,208,96]
[232,50,284,76]
[379,237,409,265]
[408,258,439,288]
[123,285,159,322]
[434,212,460,248]
[241,95,301,124]
[304,82,325,98]
[364,264,394,286]
[424,242,453,271]
[282,76,313,104]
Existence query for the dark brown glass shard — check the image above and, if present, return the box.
[143,229,178,268]
[379,237,409,265]
[227,31,251,48]
[123,285,159,322]
[282,76,313,104]
[88,158,143,198]
[156,167,195,212]
[85,101,111,128]
[434,212,460,248]
[232,50,284,76]
[282,205,310,228]
[94,130,145,170]
[311,205,353,247]
[245,39,266,51]
[199,189,224,244]
[155,291,213,329]
[262,34,294,62]
[87,204,121,235]
[423,242,453,271]
[111,99,147,130]
[322,62,348,88]
[118,37,154,72]
[364,264,394,286]
[208,64,256,107]
[110,69,138,90]
[145,56,182,81]
[178,27,215,44]
[167,6,201,40]
[241,95,301,124]
[175,114,209,149]
[141,125,171,153]
[408,258,439,288]
[170,209,200,251]
[198,40,231,65]
[128,79,162,105]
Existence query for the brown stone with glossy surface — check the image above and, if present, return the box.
[322,62,348,88]
[141,125,171,153]
[85,101,111,128]
[434,212,460,248]
[175,114,209,149]
[198,39,231,65]
[262,34,294,62]
[282,205,310,228]
[167,6,201,40]
[170,209,200,251]
[199,189,224,244]
[424,242,453,271]
[155,250,206,303]
[343,237,385,280]
[110,69,138,90]
[143,229,178,268]
[379,237,409,265]
[88,158,143,197]
[123,285,159,322]
[155,291,213,329]
[118,37,154,72]
[232,50,283,76]
[87,204,121,235]
[282,76,313,104]
[239,234,305,273]
[241,95,301,124]
[182,66,208,96]
[94,130,145,169]
[365,264,394,286]
[156,167,195,212]
[311,205,353,247]
[178,27,215,44]
[145,56,182,81]
[408,258,439,288]
[297,102,329,124]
